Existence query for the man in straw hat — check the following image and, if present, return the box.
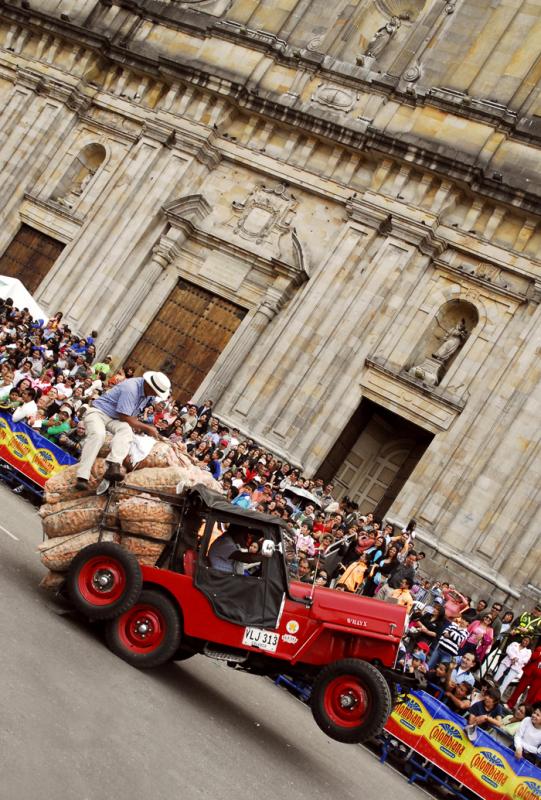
[75,370,170,490]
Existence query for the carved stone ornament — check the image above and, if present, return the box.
[403,63,421,82]
[231,183,298,245]
[311,83,357,113]
[408,357,444,387]
[475,262,505,286]
[306,35,325,52]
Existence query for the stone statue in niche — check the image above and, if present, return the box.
[432,318,468,363]
[365,16,401,58]
[408,316,470,387]
[54,169,95,210]
[175,0,232,15]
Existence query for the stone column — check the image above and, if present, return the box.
[101,194,213,359]
[194,297,279,406]
[0,71,81,255]
[49,136,171,316]
[103,236,181,362]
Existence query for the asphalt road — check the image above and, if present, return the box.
[0,484,427,800]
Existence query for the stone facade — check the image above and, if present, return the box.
[0,0,540,607]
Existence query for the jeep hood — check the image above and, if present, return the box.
[289,582,407,640]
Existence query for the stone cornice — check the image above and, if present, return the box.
[163,193,212,227]
[3,2,541,215]
[96,1,541,148]
[78,112,140,143]
[346,195,446,257]
[195,228,308,284]
[433,258,533,305]
[20,193,83,242]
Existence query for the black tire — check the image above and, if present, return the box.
[104,589,180,668]
[67,542,142,620]
[311,658,392,744]
[174,646,196,662]
[386,679,400,707]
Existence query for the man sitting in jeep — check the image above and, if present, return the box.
[208,525,262,574]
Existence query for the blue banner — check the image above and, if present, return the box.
[0,409,76,488]
[386,690,541,799]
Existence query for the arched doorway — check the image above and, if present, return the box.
[319,398,433,517]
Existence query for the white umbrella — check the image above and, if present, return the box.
[0,276,47,323]
[283,485,322,508]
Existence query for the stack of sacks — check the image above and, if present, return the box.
[38,440,222,588]
[117,494,179,567]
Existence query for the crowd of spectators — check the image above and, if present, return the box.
[2,296,541,763]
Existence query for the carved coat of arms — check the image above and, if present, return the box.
[231,183,298,246]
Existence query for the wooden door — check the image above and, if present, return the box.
[127,278,246,402]
[0,224,65,294]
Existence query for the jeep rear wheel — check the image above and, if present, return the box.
[311,659,392,744]
[104,589,180,668]
[67,542,142,620]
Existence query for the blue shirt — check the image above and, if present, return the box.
[93,377,149,419]
[208,534,239,573]
[450,667,475,687]
[232,493,251,509]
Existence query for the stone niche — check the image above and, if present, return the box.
[50,143,106,211]
[406,299,479,387]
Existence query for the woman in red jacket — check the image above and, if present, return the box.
[507,646,541,708]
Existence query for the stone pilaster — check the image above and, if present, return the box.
[104,236,181,361]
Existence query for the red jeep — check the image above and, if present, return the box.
[64,485,410,744]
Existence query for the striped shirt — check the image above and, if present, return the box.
[437,622,468,657]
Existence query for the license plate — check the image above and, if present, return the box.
[242,626,279,653]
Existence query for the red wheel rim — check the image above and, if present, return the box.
[77,556,126,606]
[323,675,370,728]
[117,604,166,653]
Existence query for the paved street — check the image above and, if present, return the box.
[0,485,426,800]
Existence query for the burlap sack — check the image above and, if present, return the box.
[38,529,119,572]
[118,494,178,541]
[135,440,192,470]
[44,459,107,505]
[39,570,66,591]
[171,440,188,455]
[185,466,222,493]
[120,535,165,567]
[122,466,191,494]
[40,495,108,539]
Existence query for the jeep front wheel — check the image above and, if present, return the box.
[311,659,392,744]
[104,589,180,668]
[67,542,142,620]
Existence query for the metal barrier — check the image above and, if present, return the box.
[383,689,541,799]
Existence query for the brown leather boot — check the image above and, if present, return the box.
[104,462,123,483]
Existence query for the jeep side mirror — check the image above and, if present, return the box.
[261,540,275,557]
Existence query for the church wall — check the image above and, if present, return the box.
[0,0,540,604]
